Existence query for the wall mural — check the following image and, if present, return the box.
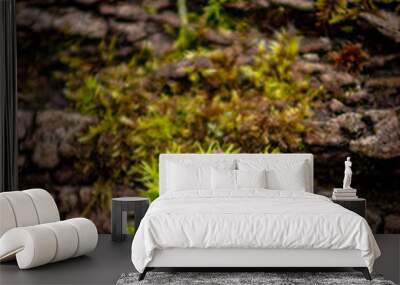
[16,0,399,233]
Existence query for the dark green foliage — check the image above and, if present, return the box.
[136,158,159,201]
[60,30,319,203]
[54,2,323,210]
[204,0,231,27]
[315,0,377,26]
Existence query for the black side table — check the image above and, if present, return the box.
[332,198,366,218]
[112,197,149,242]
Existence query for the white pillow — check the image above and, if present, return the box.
[236,169,267,188]
[167,162,211,191]
[211,168,236,190]
[266,167,306,191]
[237,159,308,191]
[211,169,268,190]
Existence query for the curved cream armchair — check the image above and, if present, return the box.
[0,189,98,269]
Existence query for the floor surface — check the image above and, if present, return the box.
[0,234,399,285]
[0,235,134,285]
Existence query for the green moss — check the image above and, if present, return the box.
[54,0,323,213]
[62,30,318,196]
[315,0,377,26]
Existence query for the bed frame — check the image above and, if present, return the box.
[139,154,371,280]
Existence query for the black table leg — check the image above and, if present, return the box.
[112,200,123,242]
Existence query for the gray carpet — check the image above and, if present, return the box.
[117,272,396,285]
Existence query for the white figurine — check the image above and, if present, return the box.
[343,157,352,189]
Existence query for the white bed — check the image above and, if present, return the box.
[131,154,380,280]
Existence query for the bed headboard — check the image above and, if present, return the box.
[159,153,314,195]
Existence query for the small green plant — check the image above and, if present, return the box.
[204,0,228,27]
[136,158,160,202]
[315,0,377,26]
[193,140,240,154]
[263,145,280,154]
[99,37,117,64]
[176,0,196,49]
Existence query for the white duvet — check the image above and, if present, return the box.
[131,190,380,273]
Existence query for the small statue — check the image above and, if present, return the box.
[343,157,353,189]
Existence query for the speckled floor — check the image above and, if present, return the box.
[117,271,395,285]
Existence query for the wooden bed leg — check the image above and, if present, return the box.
[138,268,148,281]
[354,267,371,280]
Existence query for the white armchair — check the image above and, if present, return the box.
[0,189,98,269]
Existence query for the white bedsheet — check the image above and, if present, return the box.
[131,190,380,273]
